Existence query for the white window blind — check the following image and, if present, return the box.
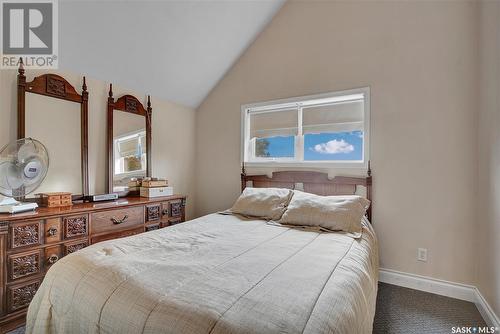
[117,132,145,158]
[242,87,370,167]
[249,108,298,139]
[302,100,364,134]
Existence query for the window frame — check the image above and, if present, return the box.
[241,87,370,168]
[113,129,147,177]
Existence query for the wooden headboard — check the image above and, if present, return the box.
[241,164,372,221]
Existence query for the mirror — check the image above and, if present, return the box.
[25,94,83,197]
[112,110,147,191]
[17,63,89,200]
[107,85,152,194]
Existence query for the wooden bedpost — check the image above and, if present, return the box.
[241,163,246,192]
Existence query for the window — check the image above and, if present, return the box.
[114,130,147,176]
[241,87,369,167]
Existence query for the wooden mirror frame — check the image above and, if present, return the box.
[17,59,89,200]
[106,84,152,194]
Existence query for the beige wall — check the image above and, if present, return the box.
[195,1,479,285]
[25,94,83,196]
[478,0,500,317]
[0,69,197,219]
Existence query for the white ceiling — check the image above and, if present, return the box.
[59,0,285,108]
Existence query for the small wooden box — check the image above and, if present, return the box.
[37,192,73,208]
[141,179,168,188]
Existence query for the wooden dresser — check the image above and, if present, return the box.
[0,195,186,333]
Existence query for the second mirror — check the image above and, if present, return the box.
[107,84,152,195]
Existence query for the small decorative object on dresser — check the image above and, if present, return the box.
[127,178,143,192]
[142,178,168,188]
[140,177,173,198]
[36,192,72,207]
[140,186,174,198]
[0,195,187,332]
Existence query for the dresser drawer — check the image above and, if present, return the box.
[63,214,88,239]
[91,206,144,235]
[63,240,88,255]
[169,200,183,218]
[7,279,40,312]
[8,249,42,281]
[161,202,169,219]
[9,221,43,250]
[45,217,62,244]
[45,245,62,269]
[168,218,183,226]
[145,223,160,232]
[91,226,144,244]
[145,204,161,223]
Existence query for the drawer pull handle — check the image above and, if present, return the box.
[162,209,168,216]
[111,215,128,225]
[47,227,58,236]
[48,254,59,264]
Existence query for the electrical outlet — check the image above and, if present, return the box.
[417,248,427,262]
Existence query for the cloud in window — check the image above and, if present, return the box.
[312,139,354,154]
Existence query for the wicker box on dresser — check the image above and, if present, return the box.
[0,195,186,333]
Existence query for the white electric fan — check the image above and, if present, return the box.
[0,138,49,213]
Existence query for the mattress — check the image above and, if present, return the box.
[26,213,379,334]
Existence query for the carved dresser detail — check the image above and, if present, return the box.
[64,215,88,238]
[64,241,88,255]
[10,223,41,249]
[8,281,40,312]
[0,195,186,333]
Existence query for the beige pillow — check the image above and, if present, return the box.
[279,191,370,234]
[230,187,293,220]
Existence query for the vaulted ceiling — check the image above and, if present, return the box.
[59,0,285,108]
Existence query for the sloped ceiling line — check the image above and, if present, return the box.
[59,0,285,108]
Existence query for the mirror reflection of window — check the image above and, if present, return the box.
[112,105,148,192]
[114,130,146,176]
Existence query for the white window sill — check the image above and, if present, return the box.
[243,161,368,169]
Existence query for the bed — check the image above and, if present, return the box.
[26,170,378,334]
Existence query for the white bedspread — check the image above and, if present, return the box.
[26,213,379,334]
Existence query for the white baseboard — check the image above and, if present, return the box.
[474,287,500,329]
[379,268,499,328]
[379,268,476,302]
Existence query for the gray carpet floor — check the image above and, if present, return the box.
[374,282,487,333]
[8,282,487,334]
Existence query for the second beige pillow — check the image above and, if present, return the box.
[279,191,370,234]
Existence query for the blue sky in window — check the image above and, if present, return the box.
[304,131,363,161]
[257,131,363,161]
[256,136,294,157]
